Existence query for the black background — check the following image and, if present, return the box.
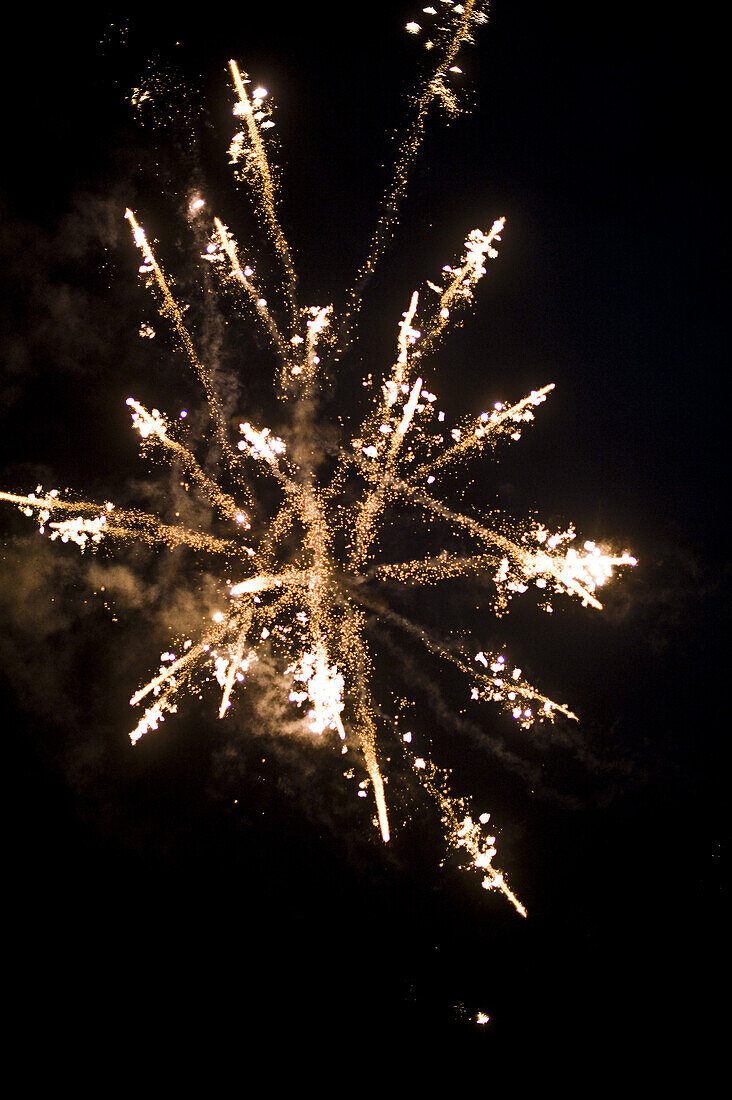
[0,1,725,1070]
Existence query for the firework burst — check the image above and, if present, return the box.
[1,3,636,917]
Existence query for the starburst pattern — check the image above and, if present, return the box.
[0,3,636,916]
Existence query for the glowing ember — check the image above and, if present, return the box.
[1,3,636,915]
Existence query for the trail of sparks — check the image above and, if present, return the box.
[345,0,482,324]
[123,208,235,460]
[227,59,297,324]
[212,216,288,359]
[1,4,637,916]
[416,760,527,916]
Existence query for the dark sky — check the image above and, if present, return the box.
[0,1,725,1064]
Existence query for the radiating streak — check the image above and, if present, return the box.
[351,376,424,566]
[230,568,310,596]
[371,551,499,585]
[129,619,231,708]
[388,375,423,459]
[124,209,234,455]
[365,730,390,843]
[344,0,480,323]
[376,627,563,795]
[348,217,507,566]
[236,420,300,497]
[415,761,526,916]
[218,612,252,718]
[93,516,245,557]
[361,597,577,722]
[0,490,246,557]
[0,490,105,515]
[299,305,332,392]
[353,291,419,458]
[412,220,506,363]
[228,60,297,323]
[395,291,420,393]
[126,398,248,523]
[402,485,607,609]
[411,383,556,480]
[212,216,288,359]
[350,488,386,568]
[341,608,390,842]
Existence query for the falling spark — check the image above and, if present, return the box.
[1,3,637,915]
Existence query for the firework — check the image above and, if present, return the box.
[1,3,636,916]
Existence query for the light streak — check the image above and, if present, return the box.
[227,59,297,321]
[1,4,636,915]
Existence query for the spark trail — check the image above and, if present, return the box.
[1,4,636,915]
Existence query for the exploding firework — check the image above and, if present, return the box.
[1,3,636,917]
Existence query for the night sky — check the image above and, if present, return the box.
[0,1,725,1065]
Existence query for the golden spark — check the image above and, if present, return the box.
[1,3,636,916]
